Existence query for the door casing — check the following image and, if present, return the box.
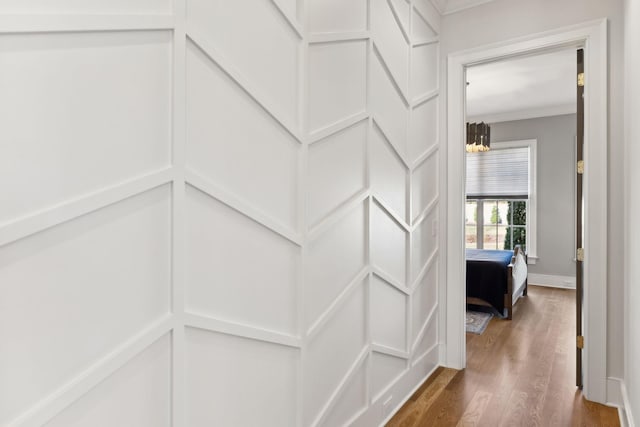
[443,19,608,403]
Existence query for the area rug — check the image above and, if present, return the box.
[466,310,493,334]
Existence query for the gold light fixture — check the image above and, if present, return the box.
[466,122,491,153]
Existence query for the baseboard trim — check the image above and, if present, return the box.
[621,380,636,427]
[528,273,576,289]
[607,377,624,407]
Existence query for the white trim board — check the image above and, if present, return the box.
[528,274,576,289]
[444,19,608,404]
[621,380,636,427]
[467,103,576,125]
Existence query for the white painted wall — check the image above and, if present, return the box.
[0,1,441,426]
[625,0,640,424]
[489,115,577,278]
[440,0,625,381]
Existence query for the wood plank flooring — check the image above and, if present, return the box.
[387,286,620,427]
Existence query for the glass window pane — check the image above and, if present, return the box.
[511,225,527,250]
[497,225,508,249]
[483,225,499,250]
[511,201,527,225]
[465,201,477,225]
[484,201,501,226]
[465,225,477,248]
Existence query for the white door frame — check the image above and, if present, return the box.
[444,19,608,403]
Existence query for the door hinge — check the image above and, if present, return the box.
[577,248,584,262]
[577,335,584,349]
[577,160,584,174]
[578,72,585,87]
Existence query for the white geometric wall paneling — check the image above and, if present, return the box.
[0,187,172,426]
[308,40,367,135]
[186,0,301,126]
[184,185,299,336]
[411,42,439,100]
[303,283,367,427]
[2,0,441,424]
[318,362,368,427]
[184,328,298,427]
[371,274,409,353]
[307,120,367,228]
[371,200,409,287]
[0,7,176,425]
[370,48,410,161]
[307,0,367,34]
[371,0,410,97]
[43,335,172,427]
[412,0,441,41]
[371,351,408,401]
[304,201,367,333]
[0,0,172,14]
[411,207,439,283]
[370,121,410,223]
[185,39,301,235]
[411,148,439,222]
[410,97,439,163]
[412,261,439,345]
[0,31,172,225]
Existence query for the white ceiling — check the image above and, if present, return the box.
[466,49,577,123]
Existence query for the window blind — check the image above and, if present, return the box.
[466,146,529,199]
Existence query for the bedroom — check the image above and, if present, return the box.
[464,48,580,371]
[465,49,576,317]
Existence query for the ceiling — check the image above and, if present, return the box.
[465,49,577,123]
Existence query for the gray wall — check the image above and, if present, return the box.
[490,114,576,277]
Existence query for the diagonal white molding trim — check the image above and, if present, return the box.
[0,167,174,248]
[411,196,439,229]
[371,116,411,169]
[411,250,439,289]
[311,346,370,427]
[412,36,439,48]
[269,0,304,39]
[306,267,370,339]
[185,169,303,247]
[8,315,174,427]
[412,88,439,109]
[308,112,369,145]
[411,302,438,353]
[372,268,411,295]
[411,143,439,170]
[372,42,411,107]
[372,195,411,232]
[184,313,302,349]
[371,343,410,360]
[387,0,411,44]
[307,189,369,240]
[308,31,370,44]
[186,31,303,143]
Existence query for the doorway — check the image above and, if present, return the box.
[443,20,608,403]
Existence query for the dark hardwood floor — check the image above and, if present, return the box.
[387,285,620,426]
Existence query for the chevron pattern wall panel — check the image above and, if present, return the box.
[1,0,440,425]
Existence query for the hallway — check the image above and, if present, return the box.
[388,286,620,426]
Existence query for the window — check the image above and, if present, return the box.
[465,140,537,262]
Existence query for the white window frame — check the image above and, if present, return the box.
[488,139,538,263]
[465,198,528,251]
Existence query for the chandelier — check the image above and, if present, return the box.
[466,122,491,153]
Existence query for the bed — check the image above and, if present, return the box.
[466,245,528,319]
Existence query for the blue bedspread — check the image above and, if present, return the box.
[466,249,514,313]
